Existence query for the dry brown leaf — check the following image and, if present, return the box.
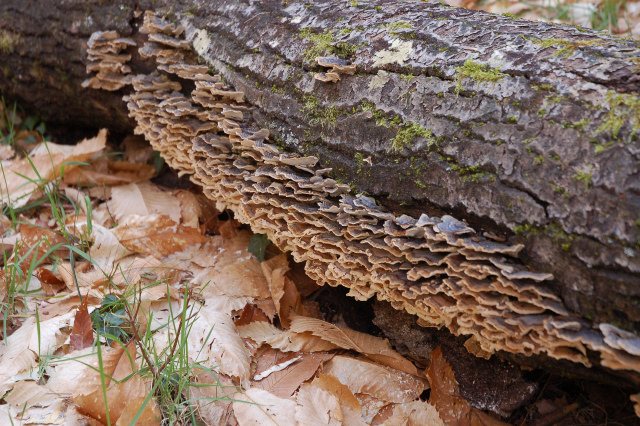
[112,214,207,258]
[0,144,15,161]
[234,304,271,327]
[4,380,61,411]
[109,183,181,223]
[426,346,472,424]
[253,349,334,398]
[62,156,156,187]
[175,190,202,228]
[34,267,66,296]
[0,129,107,208]
[72,341,161,425]
[89,223,130,272]
[191,370,240,426]
[290,315,418,376]
[0,312,74,389]
[194,257,271,300]
[312,372,362,413]
[295,383,343,425]
[238,321,339,353]
[383,400,445,426]
[70,299,94,351]
[17,224,67,270]
[188,307,251,386]
[261,254,307,328]
[232,387,297,426]
[324,355,424,404]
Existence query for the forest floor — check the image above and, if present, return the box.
[448,0,640,39]
[0,45,638,424]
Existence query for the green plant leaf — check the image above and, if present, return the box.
[248,233,271,263]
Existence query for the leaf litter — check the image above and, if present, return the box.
[0,125,514,424]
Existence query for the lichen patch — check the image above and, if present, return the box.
[193,29,211,56]
[372,39,413,67]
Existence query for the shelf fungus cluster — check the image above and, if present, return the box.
[86,13,640,377]
[82,31,136,91]
[314,57,357,83]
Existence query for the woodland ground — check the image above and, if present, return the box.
[0,0,638,424]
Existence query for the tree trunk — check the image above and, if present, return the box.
[2,0,640,387]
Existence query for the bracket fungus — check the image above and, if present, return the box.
[82,31,136,91]
[313,56,356,83]
[85,13,640,379]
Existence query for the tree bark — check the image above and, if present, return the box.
[2,0,640,385]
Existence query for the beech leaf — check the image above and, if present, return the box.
[70,299,94,351]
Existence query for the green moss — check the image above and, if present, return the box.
[390,122,433,152]
[527,36,601,58]
[380,21,413,30]
[512,101,520,107]
[302,94,343,128]
[454,59,506,95]
[415,179,427,189]
[502,12,517,18]
[534,155,544,165]
[594,91,640,140]
[523,137,537,144]
[355,152,365,174]
[563,118,590,130]
[339,28,353,35]
[574,169,592,189]
[0,30,19,54]
[400,74,415,82]
[271,85,285,94]
[360,100,401,128]
[437,92,444,98]
[507,116,518,124]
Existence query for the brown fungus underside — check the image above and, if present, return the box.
[85,13,640,381]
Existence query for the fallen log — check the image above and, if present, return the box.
[2,0,640,389]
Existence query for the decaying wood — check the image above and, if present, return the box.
[1,0,640,387]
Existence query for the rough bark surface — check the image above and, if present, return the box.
[1,0,640,381]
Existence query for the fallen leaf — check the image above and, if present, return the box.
[324,355,425,404]
[261,254,307,328]
[34,267,66,296]
[427,346,472,424]
[290,315,418,375]
[383,400,445,426]
[4,380,61,411]
[70,299,94,351]
[312,372,362,413]
[0,129,107,208]
[295,383,343,425]
[0,312,74,389]
[187,307,251,386]
[232,388,296,426]
[252,349,334,398]
[175,190,202,228]
[112,214,207,258]
[190,370,240,426]
[73,341,161,425]
[238,321,338,353]
[109,182,182,223]
[63,157,156,187]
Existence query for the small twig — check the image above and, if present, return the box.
[533,402,579,426]
[124,300,158,381]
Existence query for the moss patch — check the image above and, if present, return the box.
[0,30,19,54]
[454,59,506,95]
[302,94,344,128]
[391,122,433,152]
[526,36,601,58]
[594,91,640,140]
[360,100,402,128]
[299,28,363,62]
